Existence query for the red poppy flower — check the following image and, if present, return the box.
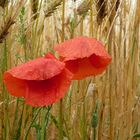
[54,36,112,80]
[3,53,73,107]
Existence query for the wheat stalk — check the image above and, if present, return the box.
[76,0,90,15]
[31,0,39,20]
[0,18,15,43]
[0,0,24,43]
[0,0,8,9]
[44,0,62,17]
[96,0,107,25]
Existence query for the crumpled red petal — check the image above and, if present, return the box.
[54,36,112,80]
[7,57,65,80]
[25,69,72,106]
[3,55,73,107]
[89,54,111,68]
[65,56,109,80]
[3,73,26,97]
[54,36,111,61]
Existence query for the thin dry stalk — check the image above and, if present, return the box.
[96,0,107,25]
[89,0,93,37]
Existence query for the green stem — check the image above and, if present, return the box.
[82,98,86,140]
[24,108,41,140]
[93,128,96,140]
[40,106,52,140]
[59,0,65,139]
[59,99,63,140]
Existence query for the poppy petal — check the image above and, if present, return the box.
[3,72,26,97]
[45,52,56,59]
[65,59,79,74]
[54,36,111,80]
[89,54,111,68]
[7,58,65,80]
[24,69,73,107]
[3,55,73,107]
[54,36,111,60]
[65,57,109,80]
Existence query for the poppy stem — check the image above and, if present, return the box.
[59,99,63,140]
[24,107,42,140]
[40,106,52,140]
[93,127,96,140]
[58,0,65,139]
